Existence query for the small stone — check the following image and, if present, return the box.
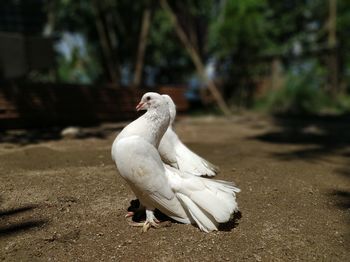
[61,127,81,139]
[253,254,262,262]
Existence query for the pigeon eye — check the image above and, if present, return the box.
[146,96,151,101]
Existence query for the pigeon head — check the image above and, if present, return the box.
[136,92,166,111]
[162,94,176,124]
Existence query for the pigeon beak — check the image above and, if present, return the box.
[136,102,145,111]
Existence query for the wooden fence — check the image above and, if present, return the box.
[0,83,188,129]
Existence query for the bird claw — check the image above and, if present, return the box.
[142,221,152,232]
[142,220,171,232]
[125,209,171,232]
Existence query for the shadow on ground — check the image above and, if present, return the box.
[0,203,48,237]
[251,114,350,213]
[126,199,241,232]
[253,114,350,160]
[0,129,62,145]
[0,124,126,145]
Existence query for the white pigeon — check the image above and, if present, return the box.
[111,92,240,232]
[158,94,219,177]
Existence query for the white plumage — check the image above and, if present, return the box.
[111,92,240,232]
[159,95,219,177]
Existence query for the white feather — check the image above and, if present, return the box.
[165,165,240,230]
[114,136,191,224]
[176,193,217,233]
[159,95,219,177]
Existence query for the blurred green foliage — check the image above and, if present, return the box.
[44,0,350,114]
[255,60,328,114]
[146,7,192,84]
[209,0,273,58]
[57,47,102,84]
[208,0,350,113]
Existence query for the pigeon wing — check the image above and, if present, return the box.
[114,136,190,224]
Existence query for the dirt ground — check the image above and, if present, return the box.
[0,114,349,261]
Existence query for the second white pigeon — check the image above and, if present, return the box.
[158,95,219,177]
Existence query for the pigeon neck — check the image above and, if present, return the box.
[169,112,175,126]
[144,105,170,147]
[168,104,176,126]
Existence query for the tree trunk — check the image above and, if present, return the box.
[133,7,152,88]
[92,0,119,84]
[328,0,338,94]
[160,0,231,116]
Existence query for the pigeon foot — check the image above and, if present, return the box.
[126,216,170,230]
[140,209,171,232]
[142,220,171,232]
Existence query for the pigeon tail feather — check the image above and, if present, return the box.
[166,167,240,231]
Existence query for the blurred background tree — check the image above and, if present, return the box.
[1,0,349,114]
[208,0,273,107]
[207,0,350,113]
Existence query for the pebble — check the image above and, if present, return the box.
[253,254,262,261]
[61,127,81,139]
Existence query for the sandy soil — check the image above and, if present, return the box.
[0,114,349,261]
